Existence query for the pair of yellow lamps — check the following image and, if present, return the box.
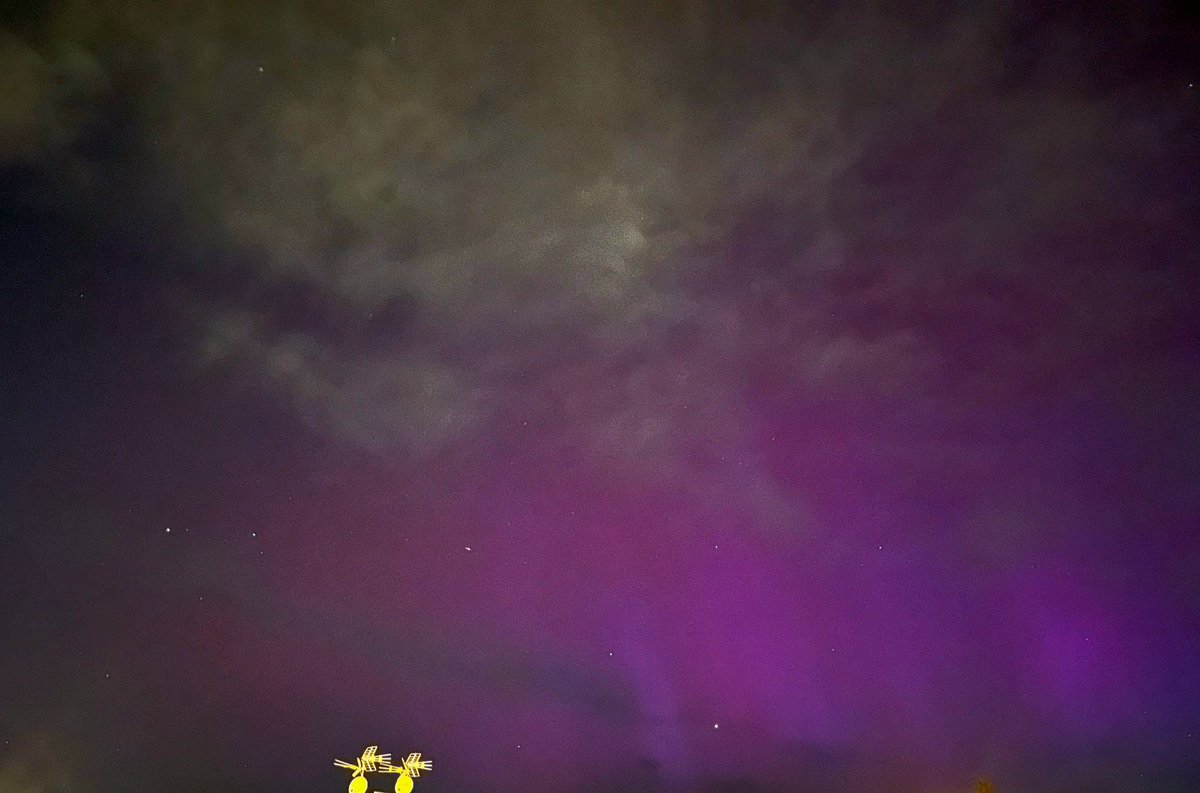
[338,746,991,793]
[335,746,432,793]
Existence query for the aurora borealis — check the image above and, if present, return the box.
[2,2,1199,792]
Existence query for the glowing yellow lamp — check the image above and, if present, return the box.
[335,747,430,793]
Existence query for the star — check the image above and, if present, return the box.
[713,723,719,729]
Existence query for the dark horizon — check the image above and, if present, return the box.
[2,2,1199,792]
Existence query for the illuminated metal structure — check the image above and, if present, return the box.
[335,746,432,793]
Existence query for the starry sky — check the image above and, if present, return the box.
[2,2,1199,792]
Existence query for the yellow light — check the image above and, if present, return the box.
[335,747,431,791]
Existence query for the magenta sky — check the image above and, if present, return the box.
[2,3,1199,793]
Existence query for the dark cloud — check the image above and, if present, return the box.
[8,2,1193,498]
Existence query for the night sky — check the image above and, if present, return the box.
[2,2,1199,792]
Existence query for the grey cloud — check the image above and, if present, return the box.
[203,311,483,452]
[10,0,1193,523]
[0,32,105,159]
[0,34,55,157]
